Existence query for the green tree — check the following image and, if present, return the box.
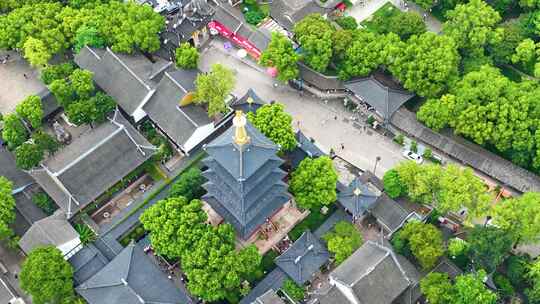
[370,10,427,40]
[259,32,300,82]
[194,64,235,117]
[336,16,358,30]
[175,42,199,69]
[323,221,363,264]
[16,95,43,129]
[442,0,501,53]
[140,197,208,259]
[512,38,536,66]
[0,177,16,241]
[49,79,75,107]
[20,246,75,304]
[395,161,441,205]
[397,221,444,270]
[66,100,96,126]
[1,114,28,149]
[73,25,105,53]
[90,91,116,123]
[383,169,407,198]
[15,142,44,170]
[41,63,75,85]
[420,272,454,304]
[181,224,261,302]
[488,22,527,65]
[69,69,94,99]
[23,37,52,67]
[289,156,338,210]
[282,279,305,301]
[293,13,335,72]
[247,103,297,151]
[492,192,540,245]
[468,226,513,273]
[389,32,460,98]
[413,0,435,9]
[32,130,59,154]
[526,259,540,303]
[169,168,206,201]
[453,270,498,304]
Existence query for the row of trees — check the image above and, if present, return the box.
[0,1,164,66]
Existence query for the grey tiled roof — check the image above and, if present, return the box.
[19,210,79,254]
[314,285,350,304]
[231,88,267,114]
[202,121,290,238]
[391,108,540,193]
[330,241,419,304]
[338,177,380,218]
[289,131,325,168]
[30,110,155,217]
[254,289,285,304]
[76,242,192,304]
[240,268,288,304]
[143,69,213,151]
[270,0,335,31]
[345,76,414,122]
[0,146,33,192]
[74,46,172,117]
[275,231,329,285]
[37,88,61,119]
[370,194,411,233]
[69,244,110,286]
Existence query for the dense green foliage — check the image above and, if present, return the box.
[15,142,44,170]
[367,6,426,40]
[259,32,300,82]
[1,114,28,150]
[421,271,498,304]
[492,192,540,245]
[289,156,338,210]
[247,103,297,151]
[32,191,57,215]
[20,246,75,304]
[394,162,491,219]
[175,43,199,69]
[0,177,16,241]
[169,168,206,201]
[0,1,164,64]
[74,223,96,245]
[41,63,75,85]
[282,279,305,301]
[336,16,358,30]
[293,14,335,72]
[323,221,363,264]
[194,64,235,117]
[468,226,513,273]
[394,221,444,270]
[382,168,407,198]
[16,95,43,129]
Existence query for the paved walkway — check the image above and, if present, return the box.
[346,0,442,33]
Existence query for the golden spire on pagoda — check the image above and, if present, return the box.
[233,110,250,146]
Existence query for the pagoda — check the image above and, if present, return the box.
[202,111,290,239]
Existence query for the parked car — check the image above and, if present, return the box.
[402,150,423,164]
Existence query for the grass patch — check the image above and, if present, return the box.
[288,204,337,241]
[361,2,398,31]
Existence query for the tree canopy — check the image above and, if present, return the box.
[395,221,444,270]
[1,114,28,150]
[15,142,44,170]
[467,225,513,273]
[20,246,75,304]
[259,32,300,82]
[322,221,363,264]
[421,271,498,304]
[383,168,407,199]
[16,95,43,129]
[389,32,460,98]
[492,192,540,245]
[0,177,16,241]
[169,168,206,201]
[289,156,338,210]
[293,14,335,72]
[247,103,297,152]
[194,64,235,117]
[442,0,501,53]
[140,197,208,259]
[175,42,199,69]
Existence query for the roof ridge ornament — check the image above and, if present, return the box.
[233,110,250,146]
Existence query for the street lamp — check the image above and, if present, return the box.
[373,156,381,175]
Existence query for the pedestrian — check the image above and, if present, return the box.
[23,73,28,79]
[334,115,338,120]
[13,272,17,279]
[423,13,427,20]
[341,143,345,150]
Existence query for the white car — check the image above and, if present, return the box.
[402,150,423,164]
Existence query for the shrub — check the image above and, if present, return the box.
[394,134,405,145]
[175,42,199,69]
[410,140,418,153]
[448,238,468,257]
[169,167,206,201]
[245,10,266,25]
[336,16,358,30]
[423,148,433,159]
[282,279,304,301]
[366,115,375,125]
[494,273,515,298]
[32,192,57,215]
[74,223,96,245]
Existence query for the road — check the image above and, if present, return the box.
[200,40,405,178]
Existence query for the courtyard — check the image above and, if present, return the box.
[199,39,406,178]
